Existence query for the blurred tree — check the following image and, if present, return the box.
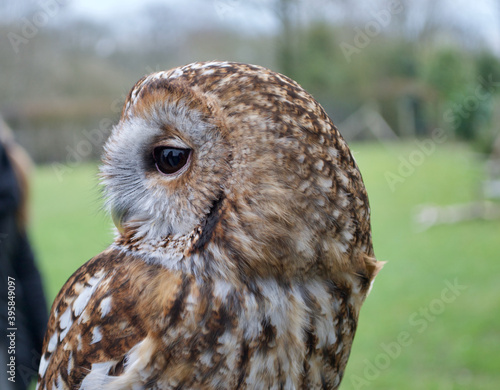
[274,0,299,78]
[423,48,474,139]
[2,0,500,161]
[476,52,500,92]
[295,22,336,91]
[424,49,471,101]
[472,52,500,151]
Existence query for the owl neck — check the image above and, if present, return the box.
[110,220,237,280]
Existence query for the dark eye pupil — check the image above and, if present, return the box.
[153,147,191,175]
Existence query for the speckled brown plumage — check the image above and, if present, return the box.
[37,61,383,390]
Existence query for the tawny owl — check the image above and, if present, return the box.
[37,61,382,390]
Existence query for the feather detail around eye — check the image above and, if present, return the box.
[38,61,382,390]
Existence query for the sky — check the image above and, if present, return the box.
[67,0,500,52]
[65,0,280,35]
[1,0,499,54]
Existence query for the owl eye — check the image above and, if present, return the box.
[152,146,192,175]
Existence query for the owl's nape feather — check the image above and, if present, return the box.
[38,61,382,390]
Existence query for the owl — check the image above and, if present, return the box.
[37,61,382,390]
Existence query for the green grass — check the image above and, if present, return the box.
[345,141,500,389]
[30,163,113,302]
[29,142,500,388]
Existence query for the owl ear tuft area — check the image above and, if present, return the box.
[363,255,385,281]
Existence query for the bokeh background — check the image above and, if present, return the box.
[1,0,499,388]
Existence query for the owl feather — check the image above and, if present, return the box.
[37,61,383,390]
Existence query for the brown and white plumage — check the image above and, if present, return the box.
[37,61,382,390]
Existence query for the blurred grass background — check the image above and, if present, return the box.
[2,0,500,388]
[29,142,500,389]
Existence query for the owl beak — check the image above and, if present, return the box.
[111,205,129,235]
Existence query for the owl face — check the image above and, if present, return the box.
[101,83,230,242]
[101,62,374,280]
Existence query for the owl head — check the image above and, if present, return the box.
[101,61,379,285]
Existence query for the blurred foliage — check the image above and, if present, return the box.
[424,49,472,101]
[0,0,499,161]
